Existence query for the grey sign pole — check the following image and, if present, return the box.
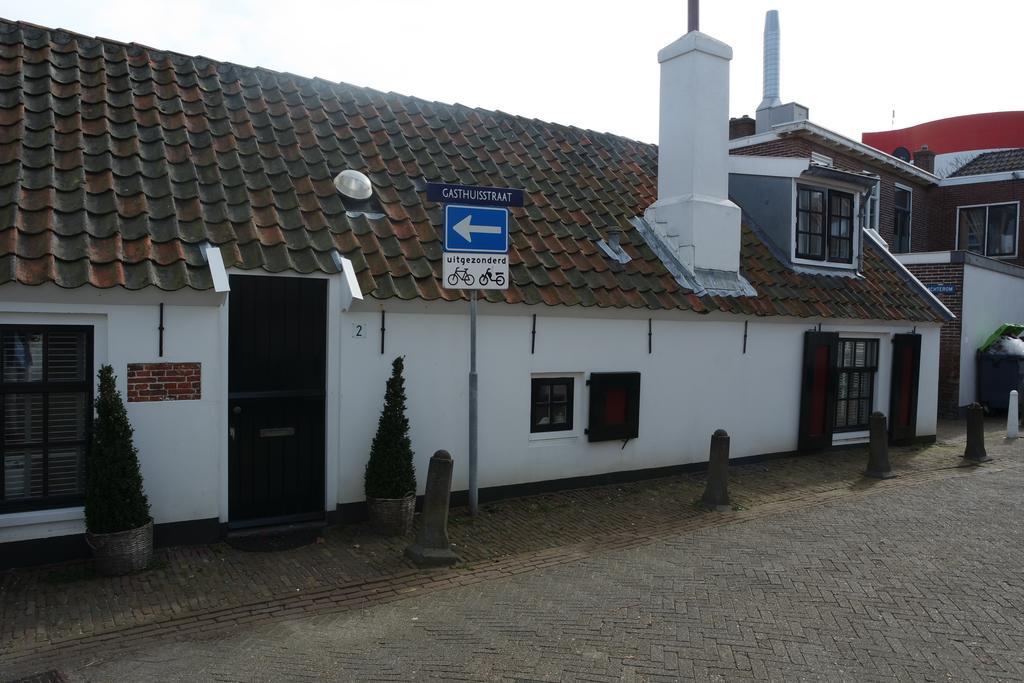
[468,289,479,517]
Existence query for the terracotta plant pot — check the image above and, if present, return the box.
[366,493,415,536]
[86,519,154,576]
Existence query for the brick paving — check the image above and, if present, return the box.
[0,419,1020,679]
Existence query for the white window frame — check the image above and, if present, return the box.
[954,201,1020,259]
[893,183,913,254]
[790,178,861,271]
[528,372,583,442]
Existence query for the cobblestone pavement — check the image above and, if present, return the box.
[22,430,1024,681]
[1,419,1020,680]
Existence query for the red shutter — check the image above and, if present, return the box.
[798,331,839,452]
[889,334,922,445]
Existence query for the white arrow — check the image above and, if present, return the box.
[453,214,503,242]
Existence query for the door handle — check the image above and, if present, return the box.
[229,426,236,441]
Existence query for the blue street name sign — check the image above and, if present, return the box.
[445,205,508,253]
[427,182,524,208]
[926,283,956,295]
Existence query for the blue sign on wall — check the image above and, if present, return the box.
[926,283,957,295]
[444,205,509,253]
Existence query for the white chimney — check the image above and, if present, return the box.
[643,30,741,275]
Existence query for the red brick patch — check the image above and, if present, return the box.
[126,363,201,402]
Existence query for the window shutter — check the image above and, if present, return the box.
[889,334,921,445]
[587,372,641,442]
[798,331,839,452]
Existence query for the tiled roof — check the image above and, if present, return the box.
[949,148,1024,177]
[0,19,943,322]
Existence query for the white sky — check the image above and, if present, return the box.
[2,1,1020,143]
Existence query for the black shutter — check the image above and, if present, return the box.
[798,331,839,452]
[889,333,922,445]
[587,372,641,442]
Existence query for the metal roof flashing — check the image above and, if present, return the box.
[630,216,757,298]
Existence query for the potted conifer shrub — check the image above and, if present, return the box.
[84,365,154,575]
[364,356,417,535]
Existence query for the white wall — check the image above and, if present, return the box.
[0,280,943,543]
[0,285,225,544]
[337,299,940,505]
[959,265,1024,405]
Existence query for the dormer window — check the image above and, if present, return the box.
[795,185,854,264]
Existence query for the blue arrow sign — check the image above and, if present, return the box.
[445,205,508,253]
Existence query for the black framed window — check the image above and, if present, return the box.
[828,191,854,263]
[587,372,640,442]
[834,338,878,432]
[893,186,912,253]
[957,203,1018,258]
[796,186,825,260]
[1,326,93,512]
[531,377,573,433]
[797,185,855,263]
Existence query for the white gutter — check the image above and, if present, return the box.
[940,170,1024,186]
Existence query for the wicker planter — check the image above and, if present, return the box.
[86,519,154,576]
[366,493,415,536]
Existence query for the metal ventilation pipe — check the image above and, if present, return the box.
[757,10,781,112]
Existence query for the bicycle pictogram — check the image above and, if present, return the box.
[446,267,475,287]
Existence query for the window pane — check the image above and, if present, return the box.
[854,341,866,366]
[47,445,84,497]
[835,400,848,427]
[986,204,1018,257]
[3,393,43,445]
[551,383,567,402]
[47,331,88,382]
[798,211,809,232]
[4,447,44,499]
[895,188,911,209]
[48,393,88,442]
[535,384,550,402]
[959,207,986,253]
[2,332,43,383]
[808,235,822,257]
[798,189,810,210]
[551,404,568,425]
[809,212,823,236]
[810,190,823,212]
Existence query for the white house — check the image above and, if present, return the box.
[0,17,950,566]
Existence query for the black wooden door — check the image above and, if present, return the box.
[228,275,327,526]
[889,333,922,445]
[798,331,839,452]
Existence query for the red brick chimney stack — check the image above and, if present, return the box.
[913,145,936,174]
[729,115,756,140]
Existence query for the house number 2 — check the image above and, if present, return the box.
[352,323,366,339]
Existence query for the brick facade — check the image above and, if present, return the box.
[904,263,964,417]
[731,138,933,253]
[927,179,1024,267]
[127,362,202,402]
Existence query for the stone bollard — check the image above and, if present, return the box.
[963,403,992,463]
[701,430,731,511]
[405,450,460,567]
[1008,390,1019,440]
[864,412,894,479]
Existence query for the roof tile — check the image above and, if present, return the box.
[0,18,941,323]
